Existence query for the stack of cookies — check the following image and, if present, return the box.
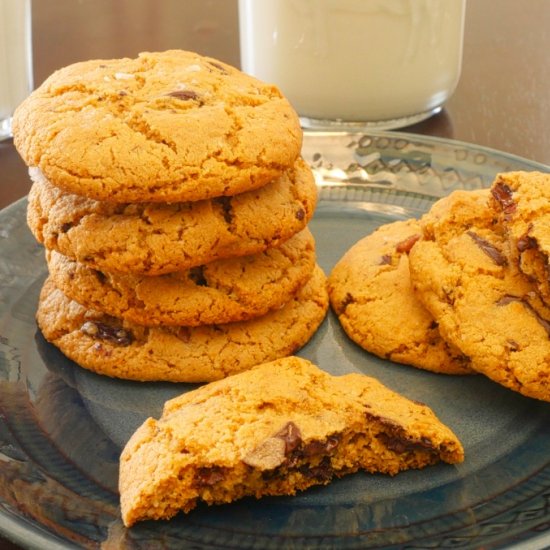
[13,50,328,383]
[328,171,550,402]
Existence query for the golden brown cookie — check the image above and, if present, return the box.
[119,356,464,526]
[27,159,317,275]
[490,171,550,306]
[409,189,550,402]
[328,219,471,374]
[13,50,302,203]
[45,228,316,326]
[36,267,329,383]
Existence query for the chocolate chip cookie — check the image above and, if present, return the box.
[13,50,302,203]
[36,266,329,383]
[27,159,317,275]
[490,171,550,307]
[328,219,471,374]
[409,189,550,402]
[119,356,464,526]
[46,228,316,326]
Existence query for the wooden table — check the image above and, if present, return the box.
[1,1,549,548]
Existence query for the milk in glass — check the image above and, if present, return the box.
[239,0,466,129]
[0,0,33,138]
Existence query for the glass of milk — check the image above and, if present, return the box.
[239,0,466,130]
[0,0,33,140]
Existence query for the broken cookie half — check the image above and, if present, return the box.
[119,356,464,527]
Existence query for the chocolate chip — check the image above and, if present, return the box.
[208,61,228,74]
[491,181,516,217]
[195,467,225,487]
[497,294,522,307]
[335,292,355,316]
[189,266,208,287]
[91,270,106,285]
[176,327,191,343]
[215,197,233,224]
[517,233,537,252]
[507,339,520,351]
[60,222,72,233]
[379,254,392,265]
[299,456,333,482]
[80,321,133,346]
[467,231,507,266]
[166,90,201,101]
[395,234,421,254]
[295,209,305,221]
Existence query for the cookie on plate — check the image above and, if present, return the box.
[45,228,316,326]
[36,266,329,383]
[27,159,317,275]
[328,219,471,374]
[490,171,550,306]
[13,50,302,203]
[119,356,464,526]
[409,189,550,402]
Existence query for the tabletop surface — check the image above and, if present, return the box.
[1,1,549,548]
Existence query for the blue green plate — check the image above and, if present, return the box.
[1,131,550,549]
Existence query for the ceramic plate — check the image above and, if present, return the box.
[1,131,550,549]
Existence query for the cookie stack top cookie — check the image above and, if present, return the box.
[13,49,303,203]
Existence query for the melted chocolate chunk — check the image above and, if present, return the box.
[395,234,421,254]
[166,90,201,101]
[366,412,436,454]
[377,432,436,454]
[302,435,340,457]
[491,182,516,217]
[467,231,507,266]
[80,321,133,346]
[274,422,302,454]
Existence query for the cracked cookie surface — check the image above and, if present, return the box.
[27,159,317,275]
[36,266,329,383]
[328,219,471,374]
[13,50,302,203]
[46,228,316,326]
[119,355,464,526]
[409,189,550,402]
[490,171,550,308]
